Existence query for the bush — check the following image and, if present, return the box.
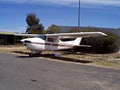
[81,32,120,54]
[68,27,120,53]
[0,39,6,45]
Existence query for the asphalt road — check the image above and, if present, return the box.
[0,53,120,90]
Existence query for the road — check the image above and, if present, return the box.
[0,52,120,90]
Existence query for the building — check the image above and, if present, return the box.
[0,31,23,45]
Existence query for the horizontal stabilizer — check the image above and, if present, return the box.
[79,45,92,47]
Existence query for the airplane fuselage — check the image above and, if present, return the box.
[21,37,77,52]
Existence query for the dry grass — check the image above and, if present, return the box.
[0,45,120,69]
[64,53,120,69]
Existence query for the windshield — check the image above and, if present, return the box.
[37,35,46,40]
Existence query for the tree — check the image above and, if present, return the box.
[46,24,61,34]
[26,13,44,34]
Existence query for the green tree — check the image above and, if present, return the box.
[26,13,44,34]
[46,24,61,34]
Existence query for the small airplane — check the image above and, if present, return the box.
[16,32,107,57]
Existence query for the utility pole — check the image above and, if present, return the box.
[78,0,80,31]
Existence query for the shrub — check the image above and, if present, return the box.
[81,32,120,54]
[0,39,6,45]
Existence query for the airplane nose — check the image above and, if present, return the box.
[20,39,31,43]
[20,39,24,42]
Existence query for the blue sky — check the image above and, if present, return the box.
[0,0,120,33]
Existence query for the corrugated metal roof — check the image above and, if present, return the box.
[0,31,16,35]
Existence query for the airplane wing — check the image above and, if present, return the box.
[15,32,107,39]
[45,32,107,39]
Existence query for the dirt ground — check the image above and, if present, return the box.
[0,45,120,69]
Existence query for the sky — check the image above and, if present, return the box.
[0,0,120,33]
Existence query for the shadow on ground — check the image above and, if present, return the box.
[40,54,92,64]
[14,50,92,64]
[13,51,30,55]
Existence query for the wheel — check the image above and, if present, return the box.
[35,51,42,55]
[29,53,33,57]
[54,53,62,58]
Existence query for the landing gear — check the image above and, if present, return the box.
[29,51,42,57]
[29,53,34,57]
[35,51,42,55]
[54,52,62,58]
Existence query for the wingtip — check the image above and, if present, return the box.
[103,33,107,36]
[99,32,107,36]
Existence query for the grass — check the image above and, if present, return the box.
[0,45,120,69]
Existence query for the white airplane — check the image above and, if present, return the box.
[16,32,107,57]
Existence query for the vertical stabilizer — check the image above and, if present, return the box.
[74,37,82,45]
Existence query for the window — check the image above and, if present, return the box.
[47,38,55,42]
[37,35,46,40]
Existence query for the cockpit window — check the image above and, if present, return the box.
[47,38,54,42]
[37,35,59,43]
[37,35,46,40]
[47,38,59,43]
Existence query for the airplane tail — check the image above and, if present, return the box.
[73,37,82,45]
[74,38,92,47]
